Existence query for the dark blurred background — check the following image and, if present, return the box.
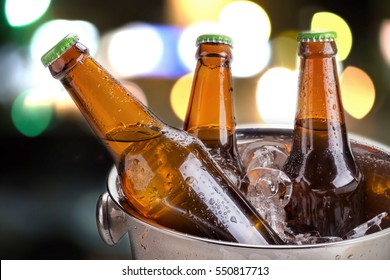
[1,0,390,259]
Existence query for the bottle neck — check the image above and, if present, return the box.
[48,43,165,162]
[295,40,345,126]
[183,43,235,142]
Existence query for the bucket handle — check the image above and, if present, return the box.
[96,192,129,246]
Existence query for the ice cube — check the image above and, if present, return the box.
[343,212,388,240]
[243,167,292,240]
[240,140,289,171]
[293,236,343,245]
[283,227,343,244]
[245,167,292,208]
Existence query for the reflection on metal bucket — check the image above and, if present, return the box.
[96,128,390,259]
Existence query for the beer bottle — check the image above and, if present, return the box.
[41,34,283,245]
[183,34,248,193]
[283,31,365,237]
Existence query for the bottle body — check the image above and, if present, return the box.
[183,35,248,193]
[283,32,365,237]
[43,34,282,245]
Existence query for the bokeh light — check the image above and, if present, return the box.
[177,1,272,77]
[145,25,187,78]
[270,35,298,70]
[256,67,298,125]
[167,0,235,26]
[107,23,164,78]
[30,19,99,83]
[170,73,194,121]
[0,47,27,102]
[122,81,148,106]
[178,21,221,72]
[5,0,51,27]
[380,20,390,65]
[218,0,272,77]
[311,12,352,61]
[218,1,271,43]
[340,66,375,119]
[103,24,185,78]
[52,88,78,115]
[28,19,100,108]
[11,88,53,137]
[230,41,271,78]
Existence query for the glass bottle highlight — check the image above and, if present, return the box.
[41,33,283,245]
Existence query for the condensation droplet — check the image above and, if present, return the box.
[185,176,197,185]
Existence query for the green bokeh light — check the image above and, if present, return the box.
[11,89,53,137]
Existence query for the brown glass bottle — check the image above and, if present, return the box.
[282,31,365,237]
[41,34,283,245]
[183,34,248,193]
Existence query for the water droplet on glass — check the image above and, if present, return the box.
[185,176,197,185]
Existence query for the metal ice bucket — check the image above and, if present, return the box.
[96,127,390,259]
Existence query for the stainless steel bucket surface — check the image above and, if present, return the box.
[96,127,390,259]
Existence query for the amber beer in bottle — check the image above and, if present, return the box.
[41,34,283,245]
[183,34,248,193]
[283,31,365,237]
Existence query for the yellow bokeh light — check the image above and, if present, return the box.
[340,66,375,119]
[54,89,79,115]
[166,0,235,26]
[256,67,298,125]
[24,85,79,116]
[271,36,298,70]
[170,73,194,121]
[311,12,352,61]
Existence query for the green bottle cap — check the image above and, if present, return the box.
[297,30,337,42]
[196,34,233,46]
[41,33,80,67]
